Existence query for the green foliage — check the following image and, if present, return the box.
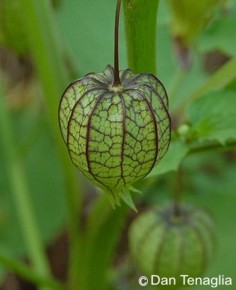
[0,1,27,54]
[167,0,226,44]
[57,0,127,75]
[0,116,68,253]
[199,7,236,56]
[147,140,188,178]
[188,90,236,144]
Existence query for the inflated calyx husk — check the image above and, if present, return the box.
[129,203,215,287]
[58,0,171,209]
[59,66,170,208]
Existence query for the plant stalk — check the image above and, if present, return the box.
[18,0,82,288]
[0,80,52,290]
[123,0,160,74]
[79,195,128,290]
[0,253,64,290]
[173,167,183,217]
[188,139,236,155]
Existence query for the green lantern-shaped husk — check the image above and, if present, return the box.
[129,203,216,287]
[58,0,171,209]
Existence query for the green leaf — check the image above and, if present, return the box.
[146,140,188,178]
[192,57,236,98]
[178,57,236,110]
[0,110,67,256]
[57,0,127,75]
[199,17,236,57]
[167,0,224,43]
[188,90,236,144]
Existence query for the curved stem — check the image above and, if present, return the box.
[188,139,236,155]
[0,253,64,290]
[113,0,122,86]
[18,0,82,288]
[0,79,51,290]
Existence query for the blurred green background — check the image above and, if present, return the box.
[0,0,236,289]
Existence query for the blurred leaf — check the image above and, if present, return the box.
[178,57,236,110]
[188,90,236,144]
[170,54,208,110]
[167,0,225,43]
[183,152,236,290]
[193,57,236,95]
[57,0,127,76]
[0,0,28,54]
[146,140,188,178]
[0,79,53,286]
[199,17,236,57]
[0,110,67,256]
[23,128,68,240]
